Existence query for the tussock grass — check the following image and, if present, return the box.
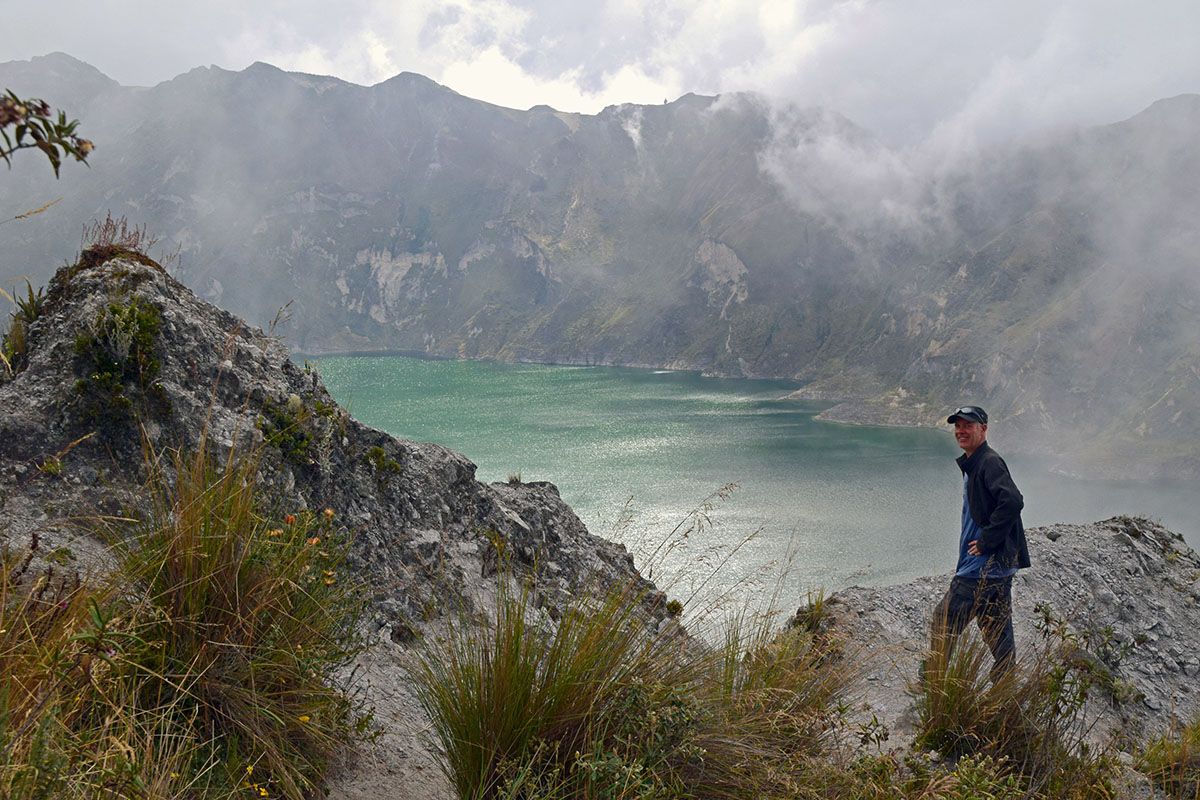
[912,618,1114,798]
[410,566,855,800]
[0,436,369,799]
[411,578,693,799]
[1140,716,1200,799]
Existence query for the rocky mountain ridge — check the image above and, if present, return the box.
[2,53,1199,476]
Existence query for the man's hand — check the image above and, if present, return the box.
[968,539,982,556]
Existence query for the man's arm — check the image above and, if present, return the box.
[976,456,1024,554]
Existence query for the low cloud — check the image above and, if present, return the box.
[4,1,1196,149]
[758,104,928,236]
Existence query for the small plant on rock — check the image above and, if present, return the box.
[259,395,315,465]
[73,295,167,429]
[0,280,46,375]
[366,445,402,476]
[66,214,167,280]
[791,587,829,634]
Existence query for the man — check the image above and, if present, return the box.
[931,405,1031,679]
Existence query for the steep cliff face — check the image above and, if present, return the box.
[0,250,666,797]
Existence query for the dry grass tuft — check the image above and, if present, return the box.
[0,436,371,799]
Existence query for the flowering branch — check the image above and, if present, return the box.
[0,90,93,177]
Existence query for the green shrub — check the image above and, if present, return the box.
[817,751,1025,800]
[259,396,314,465]
[366,445,402,475]
[938,753,1025,799]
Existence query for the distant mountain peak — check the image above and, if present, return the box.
[0,51,119,107]
[1133,92,1200,120]
[0,52,116,84]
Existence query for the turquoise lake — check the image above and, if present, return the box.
[313,355,1198,611]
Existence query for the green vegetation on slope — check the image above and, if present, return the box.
[1140,716,1200,799]
[0,439,369,799]
[408,567,1151,800]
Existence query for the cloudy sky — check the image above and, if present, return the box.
[3,0,1198,145]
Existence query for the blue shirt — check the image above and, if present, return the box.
[955,473,1019,579]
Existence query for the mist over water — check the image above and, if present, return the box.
[314,355,1198,612]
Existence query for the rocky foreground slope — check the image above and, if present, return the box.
[828,516,1200,752]
[0,250,666,797]
[2,251,1198,798]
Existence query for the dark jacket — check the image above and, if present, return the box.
[957,441,1031,570]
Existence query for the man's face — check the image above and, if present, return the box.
[954,420,987,453]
